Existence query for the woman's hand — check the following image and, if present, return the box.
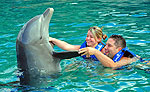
[79,47,96,57]
[49,37,54,42]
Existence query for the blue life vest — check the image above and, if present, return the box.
[113,47,136,62]
[80,41,105,61]
[112,47,136,70]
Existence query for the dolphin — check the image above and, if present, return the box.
[16,8,80,87]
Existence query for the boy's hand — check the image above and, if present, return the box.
[79,47,96,57]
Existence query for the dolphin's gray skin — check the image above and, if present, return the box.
[16,8,80,87]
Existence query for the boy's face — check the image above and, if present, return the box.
[104,38,121,59]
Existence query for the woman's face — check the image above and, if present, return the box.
[86,31,99,47]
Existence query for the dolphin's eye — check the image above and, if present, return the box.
[40,36,42,40]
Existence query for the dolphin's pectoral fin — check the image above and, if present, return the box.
[52,51,81,59]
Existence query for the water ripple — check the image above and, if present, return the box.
[0,0,150,91]
[0,34,15,39]
[72,23,93,27]
[99,23,128,27]
[132,30,150,33]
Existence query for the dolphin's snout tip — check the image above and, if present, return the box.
[43,8,54,18]
[49,8,54,11]
[47,8,54,12]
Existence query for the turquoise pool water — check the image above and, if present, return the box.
[0,0,150,91]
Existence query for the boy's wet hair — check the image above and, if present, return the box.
[109,35,126,48]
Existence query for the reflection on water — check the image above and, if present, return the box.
[0,0,150,91]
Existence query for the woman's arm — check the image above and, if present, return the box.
[49,37,80,51]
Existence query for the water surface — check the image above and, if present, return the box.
[0,0,150,91]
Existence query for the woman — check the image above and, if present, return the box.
[49,26,107,60]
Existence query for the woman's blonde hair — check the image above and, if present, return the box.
[88,26,107,42]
